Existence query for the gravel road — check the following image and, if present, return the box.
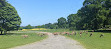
[10,32,85,49]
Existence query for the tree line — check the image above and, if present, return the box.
[36,0,111,30]
[0,0,21,34]
[68,0,111,30]
[23,0,111,31]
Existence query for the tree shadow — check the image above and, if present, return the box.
[0,33,25,35]
[0,33,15,35]
[6,33,15,35]
[88,30,111,33]
[0,34,4,35]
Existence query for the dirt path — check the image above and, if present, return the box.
[10,32,85,49]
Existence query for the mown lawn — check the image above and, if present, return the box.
[0,31,47,49]
[65,32,111,49]
[38,29,111,49]
[37,29,69,33]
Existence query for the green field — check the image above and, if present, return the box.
[37,29,69,33]
[65,32,111,49]
[38,29,111,49]
[0,31,47,49]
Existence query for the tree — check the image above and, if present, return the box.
[75,0,107,30]
[102,0,111,28]
[0,0,21,34]
[18,27,23,30]
[57,17,67,28]
[67,14,80,30]
[36,25,45,28]
[25,24,33,29]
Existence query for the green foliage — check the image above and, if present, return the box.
[44,23,58,29]
[24,24,33,29]
[57,17,68,28]
[34,23,59,29]
[67,14,80,30]
[0,0,21,34]
[36,25,45,28]
[68,0,111,30]
[18,27,23,30]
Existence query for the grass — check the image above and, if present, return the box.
[36,29,69,33]
[22,28,48,31]
[38,29,111,49]
[0,31,47,49]
[65,32,111,49]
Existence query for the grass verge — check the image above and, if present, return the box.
[0,31,47,49]
[65,32,111,49]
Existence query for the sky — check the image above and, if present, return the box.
[7,0,84,26]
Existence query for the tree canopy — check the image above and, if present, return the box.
[0,0,21,34]
[67,0,111,30]
[57,17,68,28]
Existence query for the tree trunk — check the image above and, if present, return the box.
[103,20,106,28]
[1,31,3,35]
[4,31,7,35]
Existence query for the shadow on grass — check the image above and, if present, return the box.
[0,33,26,35]
[6,33,15,35]
[88,30,111,33]
[0,34,4,35]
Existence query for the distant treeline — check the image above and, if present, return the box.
[23,0,111,30]
[22,17,68,29]
[38,0,111,30]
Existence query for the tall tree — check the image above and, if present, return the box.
[76,0,106,30]
[57,17,67,28]
[0,0,21,34]
[67,14,80,30]
[102,0,111,28]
